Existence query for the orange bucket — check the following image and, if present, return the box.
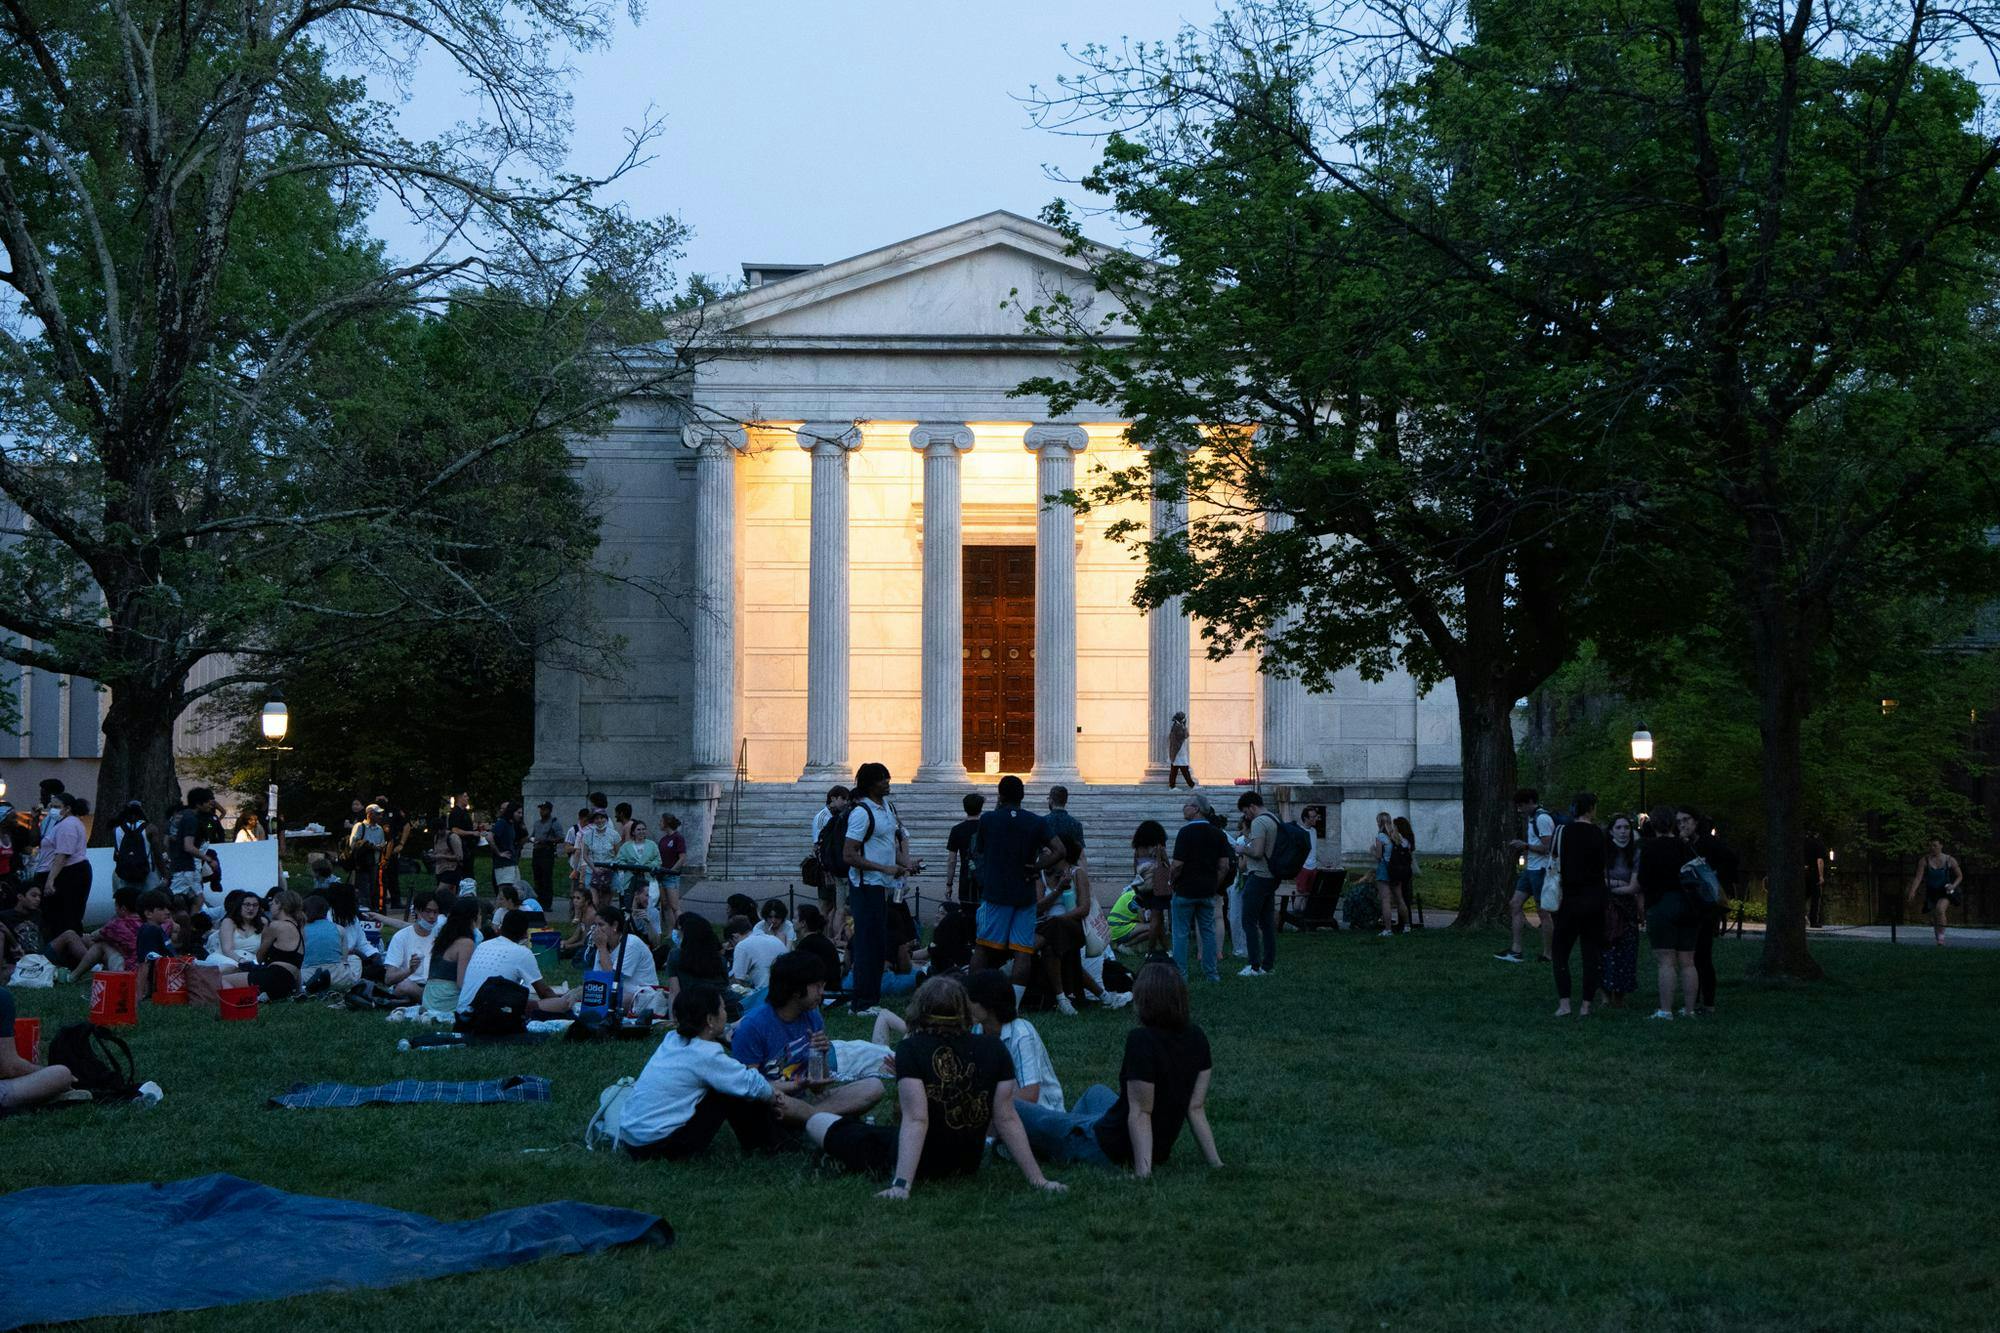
[217,985,259,1021]
[88,971,139,1027]
[151,955,190,1005]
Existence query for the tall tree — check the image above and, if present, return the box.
[1032,0,2000,975]
[0,0,695,833]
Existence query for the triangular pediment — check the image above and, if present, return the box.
[709,210,1127,340]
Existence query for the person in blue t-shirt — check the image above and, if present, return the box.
[730,951,882,1118]
[973,776,1067,985]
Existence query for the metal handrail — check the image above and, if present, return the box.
[717,737,748,881]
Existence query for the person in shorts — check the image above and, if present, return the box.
[971,776,1065,989]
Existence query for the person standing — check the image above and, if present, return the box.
[166,791,212,907]
[1168,796,1230,983]
[574,806,617,905]
[110,802,159,896]
[1640,805,1699,1020]
[348,804,389,913]
[39,794,92,940]
[843,763,919,1017]
[1130,819,1172,953]
[446,792,478,880]
[1600,813,1642,1006]
[1166,711,1195,789]
[233,807,264,842]
[657,815,687,917]
[1906,838,1962,947]
[945,792,983,909]
[529,800,563,901]
[1495,789,1556,964]
[1045,786,1084,859]
[489,800,522,893]
[1802,832,1829,929]
[1675,808,1738,1013]
[971,775,1065,996]
[1550,793,1608,1018]
[1235,792,1279,978]
[380,797,412,913]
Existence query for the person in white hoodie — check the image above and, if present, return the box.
[619,985,808,1159]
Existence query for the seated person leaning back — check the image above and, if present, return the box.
[731,951,881,1119]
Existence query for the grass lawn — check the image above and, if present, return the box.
[13,927,1997,1331]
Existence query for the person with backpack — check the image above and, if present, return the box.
[111,802,159,894]
[1495,789,1557,964]
[1382,815,1418,935]
[1676,808,1738,1014]
[1235,793,1282,976]
[842,763,919,1018]
[0,985,77,1111]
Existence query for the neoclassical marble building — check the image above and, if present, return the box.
[524,212,1464,869]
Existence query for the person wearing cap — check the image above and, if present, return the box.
[529,800,563,900]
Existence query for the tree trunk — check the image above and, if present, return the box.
[1452,683,1521,927]
[91,685,184,845]
[1745,551,1823,980]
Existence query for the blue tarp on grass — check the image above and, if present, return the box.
[0,1173,670,1330]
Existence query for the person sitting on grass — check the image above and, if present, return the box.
[668,914,734,1017]
[306,853,344,894]
[421,898,480,1020]
[458,910,572,1019]
[964,967,1063,1110]
[581,905,661,1016]
[619,984,807,1160]
[48,886,145,978]
[0,984,76,1113]
[244,890,307,1000]
[131,890,176,965]
[1011,961,1222,1178]
[386,891,444,1002]
[732,951,883,1119]
[493,880,546,931]
[801,974,1066,1201]
[559,888,599,962]
[213,890,263,966]
[324,885,385,982]
[752,897,797,948]
[794,905,843,993]
[728,913,785,1007]
[1,882,44,962]
[628,881,662,950]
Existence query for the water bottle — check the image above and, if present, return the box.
[806,1047,828,1083]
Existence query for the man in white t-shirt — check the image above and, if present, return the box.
[842,762,919,1017]
[728,916,787,995]
[384,891,444,1000]
[458,913,571,1016]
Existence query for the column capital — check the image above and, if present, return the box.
[909,422,974,454]
[681,421,747,453]
[796,421,864,453]
[1024,423,1088,455]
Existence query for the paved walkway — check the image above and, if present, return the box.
[1385,907,1999,950]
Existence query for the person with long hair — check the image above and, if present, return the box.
[1599,813,1643,1005]
[423,897,480,1020]
[233,807,264,842]
[244,890,306,999]
[217,890,264,965]
[1675,807,1738,1013]
[1549,793,1608,1018]
[1033,833,1123,1014]
[1906,837,1963,947]
[1389,815,1418,932]
[1372,811,1412,936]
[1640,805,1699,1019]
[803,974,1065,1199]
[1012,961,1222,1177]
[668,913,737,1018]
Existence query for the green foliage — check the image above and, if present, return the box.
[12,929,1999,1329]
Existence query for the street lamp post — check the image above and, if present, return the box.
[260,690,291,863]
[1629,727,1654,816]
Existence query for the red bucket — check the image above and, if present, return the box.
[151,955,191,1006]
[13,1016,39,1063]
[217,985,259,1022]
[88,971,139,1027]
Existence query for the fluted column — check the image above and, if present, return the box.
[797,421,862,782]
[1026,424,1087,783]
[912,423,975,782]
[1260,509,1312,785]
[1142,458,1192,784]
[684,422,747,780]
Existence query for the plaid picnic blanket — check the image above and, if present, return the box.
[269,1075,551,1109]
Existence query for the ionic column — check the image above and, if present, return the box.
[684,422,747,780]
[1142,459,1191,784]
[912,423,974,783]
[1260,509,1313,785]
[797,421,862,783]
[1026,424,1087,783]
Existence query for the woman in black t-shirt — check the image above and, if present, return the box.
[1014,962,1223,1177]
[805,975,1066,1200]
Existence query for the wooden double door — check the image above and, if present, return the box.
[962,545,1034,772]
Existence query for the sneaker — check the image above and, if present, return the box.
[1378,929,1394,938]
[1676,1007,1695,1018]
[850,1006,882,1019]
[1493,950,1524,963]
[1102,991,1133,1009]
[1055,995,1078,1016]
[1648,1009,1674,1020]
[1237,964,1261,978]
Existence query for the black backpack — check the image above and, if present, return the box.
[1388,840,1414,880]
[1264,815,1312,881]
[459,979,530,1036]
[818,805,872,888]
[113,825,151,882]
[47,1023,143,1100]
